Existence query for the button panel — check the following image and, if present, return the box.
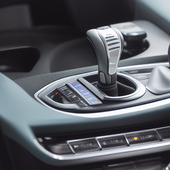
[48,143,73,155]
[38,126,170,156]
[126,131,159,144]
[68,139,100,153]
[48,90,63,103]
[157,127,170,139]
[58,86,73,96]
[97,136,127,148]
[57,85,87,107]
[48,82,102,108]
[68,81,102,106]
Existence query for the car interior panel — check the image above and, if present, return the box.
[0,0,169,170]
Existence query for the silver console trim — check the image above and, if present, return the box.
[35,62,168,119]
[35,71,146,112]
[99,72,146,101]
[35,66,148,108]
[35,90,170,118]
[119,62,169,72]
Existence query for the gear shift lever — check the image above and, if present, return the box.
[87,26,124,96]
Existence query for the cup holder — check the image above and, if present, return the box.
[0,47,40,72]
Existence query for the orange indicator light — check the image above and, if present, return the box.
[133,136,138,141]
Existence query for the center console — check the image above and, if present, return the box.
[0,20,170,170]
[29,22,170,169]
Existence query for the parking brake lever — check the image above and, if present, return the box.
[87,26,124,96]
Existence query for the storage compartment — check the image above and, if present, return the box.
[50,39,97,72]
[0,47,39,72]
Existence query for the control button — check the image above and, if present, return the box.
[58,85,68,91]
[126,131,159,144]
[78,89,90,96]
[58,86,73,96]
[86,96,101,105]
[47,143,73,155]
[69,139,100,153]
[57,85,88,107]
[157,127,170,139]
[98,136,127,149]
[52,92,62,102]
[67,94,80,102]
[68,81,102,106]
[48,90,63,103]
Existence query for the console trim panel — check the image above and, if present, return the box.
[37,126,170,165]
[35,62,168,117]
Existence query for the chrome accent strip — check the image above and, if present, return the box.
[119,62,169,72]
[125,135,130,146]
[67,141,75,154]
[155,130,163,141]
[78,98,170,118]
[95,138,102,150]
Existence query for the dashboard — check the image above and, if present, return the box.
[0,0,169,170]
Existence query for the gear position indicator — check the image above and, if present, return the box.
[68,81,102,106]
